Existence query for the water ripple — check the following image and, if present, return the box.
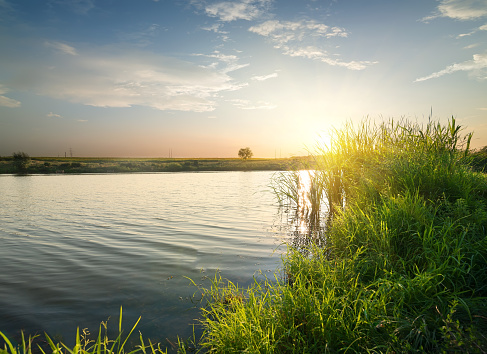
[0,172,283,348]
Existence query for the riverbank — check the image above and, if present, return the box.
[189,119,487,352]
[0,156,311,174]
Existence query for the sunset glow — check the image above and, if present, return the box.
[1,0,486,157]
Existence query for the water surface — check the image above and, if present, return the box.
[0,172,284,348]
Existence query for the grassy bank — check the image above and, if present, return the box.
[189,118,487,352]
[0,157,308,174]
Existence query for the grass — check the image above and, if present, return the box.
[189,117,487,352]
[0,308,168,354]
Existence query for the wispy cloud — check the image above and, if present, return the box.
[47,0,94,15]
[464,43,481,49]
[284,46,377,70]
[0,95,21,108]
[47,112,62,118]
[0,0,13,14]
[45,41,78,55]
[251,73,278,81]
[193,51,250,73]
[422,0,487,21]
[201,23,227,34]
[10,45,246,112]
[229,98,276,110]
[119,24,164,47]
[201,23,230,41]
[202,0,272,22]
[457,23,487,37]
[415,52,487,82]
[249,20,377,70]
[250,20,347,44]
[0,85,21,108]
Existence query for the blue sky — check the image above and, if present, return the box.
[0,0,486,157]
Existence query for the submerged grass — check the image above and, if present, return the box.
[192,118,487,352]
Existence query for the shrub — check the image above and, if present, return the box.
[12,151,30,173]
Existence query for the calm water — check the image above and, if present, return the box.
[0,172,285,349]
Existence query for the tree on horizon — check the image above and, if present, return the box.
[238,147,253,160]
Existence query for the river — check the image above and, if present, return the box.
[0,171,286,350]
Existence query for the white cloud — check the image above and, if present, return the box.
[193,51,250,73]
[12,46,246,112]
[45,41,78,55]
[415,52,487,82]
[204,0,271,22]
[283,46,377,70]
[202,23,226,33]
[250,20,347,46]
[0,95,21,107]
[0,85,21,107]
[457,23,487,37]
[229,98,276,110]
[423,0,487,21]
[251,73,278,81]
[201,23,230,41]
[47,112,62,118]
[250,20,376,70]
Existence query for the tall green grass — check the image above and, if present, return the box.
[0,308,168,354]
[193,118,487,352]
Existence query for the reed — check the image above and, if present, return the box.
[193,118,487,352]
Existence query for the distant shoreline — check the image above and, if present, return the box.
[0,156,313,174]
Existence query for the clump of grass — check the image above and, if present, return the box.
[0,308,168,354]
[193,117,487,352]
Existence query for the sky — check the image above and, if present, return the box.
[0,0,486,158]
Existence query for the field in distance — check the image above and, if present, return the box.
[0,156,312,174]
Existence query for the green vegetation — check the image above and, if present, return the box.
[11,151,30,174]
[0,156,305,174]
[470,146,487,173]
[189,118,487,352]
[0,308,168,354]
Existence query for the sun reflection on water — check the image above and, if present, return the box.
[277,169,328,249]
